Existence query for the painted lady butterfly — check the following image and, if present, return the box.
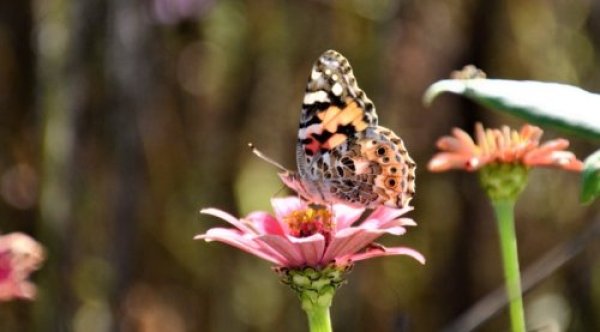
[252,50,415,208]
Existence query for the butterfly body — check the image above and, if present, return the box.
[279,50,415,209]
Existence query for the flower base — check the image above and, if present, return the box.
[275,264,352,332]
[479,163,529,201]
[275,263,351,311]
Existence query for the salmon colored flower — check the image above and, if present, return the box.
[427,122,584,332]
[195,197,424,268]
[0,232,45,301]
[428,123,583,172]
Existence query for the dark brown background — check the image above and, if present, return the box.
[0,0,598,331]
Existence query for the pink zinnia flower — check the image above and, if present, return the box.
[0,232,45,301]
[195,197,424,268]
[428,122,583,172]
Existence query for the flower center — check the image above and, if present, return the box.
[284,207,334,240]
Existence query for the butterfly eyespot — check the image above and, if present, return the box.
[389,167,397,174]
[382,157,390,163]
[385,177,399,189]
[375,146,388,156]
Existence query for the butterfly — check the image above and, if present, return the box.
[251,50,415,209]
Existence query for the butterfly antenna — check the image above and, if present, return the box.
[247,142,290,172]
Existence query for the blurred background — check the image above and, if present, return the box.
[0,0,599,331]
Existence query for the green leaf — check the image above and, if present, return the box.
[581,149,600,204]
[424,79,600,140]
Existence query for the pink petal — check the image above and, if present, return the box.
[398,218,417,227]
[362,217,415,230]
[287,234,326,266]
[332,204,365,229]
[536,138,569,151]
[348,246,425,264]
[360,220,407,235]
[560,158,584,171]
[0,233,45,301]
[520,124,543,143]
[195,228,285,265]
[521,138,583,171]
[0,280,36,301]
[365,206,412,226]
[200,208,255,234]
[428,153,474,172]
[271,197,306,221]
[321,226,406,263]
[436,136,464,152]
[524,151,583,171]
[475,122,488,151]
[453,127,478,151]
[523,139,570,161]
[246,211,285,235]
[0,233,45,274]
[522,140,565,162]
[255,234,306,267]
[321,228,367,263]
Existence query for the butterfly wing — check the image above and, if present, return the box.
[291,50,415,208]
[324,127,416,208]
[297,50,377,178]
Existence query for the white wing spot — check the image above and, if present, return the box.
[303,90,329,104]
[311,70,322,80]
[331,83,343,96]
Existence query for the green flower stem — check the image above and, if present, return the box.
[276,264,349,332]
[492,199,526,332]
[305,305,332,332]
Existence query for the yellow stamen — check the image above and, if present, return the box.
[284,207,334,238]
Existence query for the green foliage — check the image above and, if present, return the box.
[424,79,600,140]
[581,149,600,204]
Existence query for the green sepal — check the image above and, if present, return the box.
[479,163,529,202]
[275,264,351,311]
